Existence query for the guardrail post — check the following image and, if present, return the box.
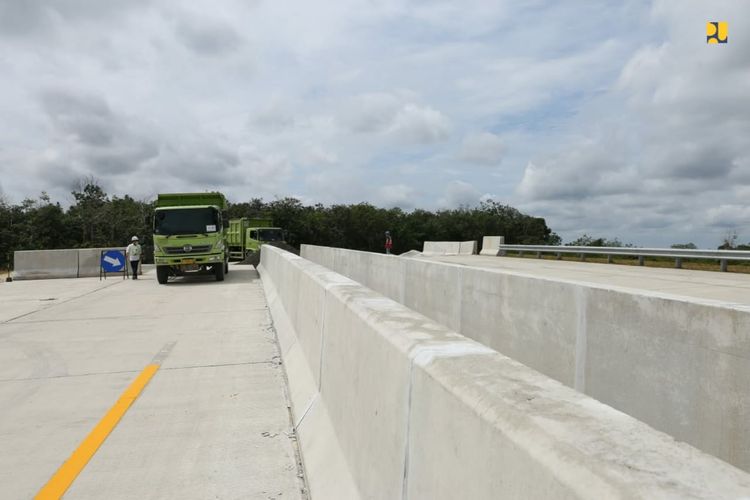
[720,259,728,272]
[518,251,523,258]
[607,255,613,264]
[638,256,645,266]
[536,251,542,259]
[556,252,561,260]
[580,253,586,262]
[675,257,682,269]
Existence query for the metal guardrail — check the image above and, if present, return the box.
[497,245,750,272]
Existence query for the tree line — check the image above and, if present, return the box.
[0,183,558,269]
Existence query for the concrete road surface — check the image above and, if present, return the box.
[0,265,307,499]
[425,254,750,306]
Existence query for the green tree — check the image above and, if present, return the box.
[68,179,109,247]
[567,234,631,247]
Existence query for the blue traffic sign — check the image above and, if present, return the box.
[101,249,126,272]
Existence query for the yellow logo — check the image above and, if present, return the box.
[707,21,728,44]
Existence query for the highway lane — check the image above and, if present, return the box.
[0,265,306,499]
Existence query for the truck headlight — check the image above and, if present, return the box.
[154,243,163,253]
[214,241,225,251]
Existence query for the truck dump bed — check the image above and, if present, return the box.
[156,193,228,209]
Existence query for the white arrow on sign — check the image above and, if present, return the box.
[104,255,122,267]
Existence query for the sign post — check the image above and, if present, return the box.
[100,249,127,280]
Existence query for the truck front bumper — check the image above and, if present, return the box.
[154,253,224,266]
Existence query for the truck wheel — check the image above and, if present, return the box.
[215,262,225,282]
[156,266,169,284]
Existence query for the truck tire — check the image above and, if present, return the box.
[215,262,225,281]
[156,266,169,284]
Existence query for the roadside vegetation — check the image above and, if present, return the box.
[3,181,746,274]
[0,181,557,271]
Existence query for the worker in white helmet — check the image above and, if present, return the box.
[126,236,142,279]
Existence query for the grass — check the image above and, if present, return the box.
[504,252,750,274]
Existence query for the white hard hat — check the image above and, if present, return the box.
[131,236,139,241]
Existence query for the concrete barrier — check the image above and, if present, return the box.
[12,249,79,280]
[300,245,750,472]
[422,241,461,256]
[423,240,476,255]
[458,240,477,255]
[78,248,128,277]
[262,244,750,499]
[13,248,132,279]
[399,250,422,258]
[479,235,505,255]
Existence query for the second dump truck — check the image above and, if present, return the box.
[227,218,285,261]
[152,192,229,284]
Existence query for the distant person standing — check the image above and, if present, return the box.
[385,231,393,255]
[126,236,142,279]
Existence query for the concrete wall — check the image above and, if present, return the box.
[300,244,750,472]
[422,241,460,255]
[422,240,477,256]
[458,240,477,255]
[12,249,79,280]
[260,244,750,499]
[479,235,505,255]
[13,248,128,280]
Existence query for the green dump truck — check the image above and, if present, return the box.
[227,217,285,261]
[152,192,229,284]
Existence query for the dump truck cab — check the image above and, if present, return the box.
[152,193,229,284]
[244,220,284,259]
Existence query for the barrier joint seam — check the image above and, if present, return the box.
[294,393,318,430]
[400,360,416,500]
[317,287,328,391]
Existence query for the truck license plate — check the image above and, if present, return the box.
[182,258,195,264]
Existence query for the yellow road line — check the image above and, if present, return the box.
[35,364,160,500]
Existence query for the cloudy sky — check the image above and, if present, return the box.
[0,0,748,247]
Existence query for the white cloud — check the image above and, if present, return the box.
[340,92,450,144]
[460,132,505,165]
[390,104,451,144]
[375,184,416,208]
[341,92,403,133]
[0,0,748,247]
[513,0,750,246]
[441,180,481,208]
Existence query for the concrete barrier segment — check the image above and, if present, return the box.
[259,245,365,499]
[78,247,127,277]
[422,241,461,256]
[479,236,505,256]
[302,244,407,304]
[399,250,423,258]
[260,244,750,499]
[12,247,132,280]
[12,249,79,280]
[406,351,750,499]
[300,244,750,472]
[458,240,477,255]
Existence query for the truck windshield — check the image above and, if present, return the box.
[154,208,220,235]
[258,228,284,241]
